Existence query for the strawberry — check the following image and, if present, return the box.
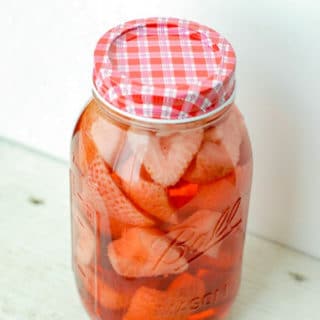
[168,272,205,299]
[123,287,170,320]
[87,157,155,237]
[71,130,98,176]
[175,175,245,269]
[205,106,244,166]
[178,173,239,217]
[183,141,234,183]
[108,227,188,278]
[123,273,205,320]
[116,155,176,223]
[78,266,153,311]
[91,117,127,168]
[168,210,220,255]
[184,106,245,184]
[73,174,106,230]
[72,100,100,175]
[85,269,132,310]
[143,129,203,187]
[168,182,199,209]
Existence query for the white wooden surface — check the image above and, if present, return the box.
[0,137,319,320]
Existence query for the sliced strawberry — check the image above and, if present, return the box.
[71,130,98,176]
[168,272,205,298]
[179,173,239,217]
[72,164,134,239]
[87,157,155,237]
[86,269,131,310]
[168,210,220,256]
[122,179,177,224]
[123,287,169,320]
[168,272,205,317]
[205,106,244,166]
[177,175,245,269]
[72,100,100,175]
[73,175,106,230]
[116,155,176,223]
[183,141,234,183]
[184,107,244,184]
[76,176,131,240]
[72,206,95,266]
[77,265,154,311]
[91,117,127,168]
[77,266,142,319]
[123,273,205,320]
[108,227,188,278]
[168,181,199,209]
[168,183,199,198]
[143,129,203,187]
[74,99,98,134]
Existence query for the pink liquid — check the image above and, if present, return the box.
[70,100,252,320]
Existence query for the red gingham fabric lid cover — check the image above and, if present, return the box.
[93,17,236,121]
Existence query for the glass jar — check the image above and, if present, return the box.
[70,18,253,320]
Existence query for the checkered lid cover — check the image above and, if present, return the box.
[93,17,236,121]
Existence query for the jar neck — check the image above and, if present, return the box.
[92,89,235,133]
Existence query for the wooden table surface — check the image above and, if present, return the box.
[0,137,319,320]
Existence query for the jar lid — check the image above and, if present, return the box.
[93,17,236,121]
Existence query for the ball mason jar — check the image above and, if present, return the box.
[70,18,253,320]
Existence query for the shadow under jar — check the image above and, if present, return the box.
[70,18,253,320]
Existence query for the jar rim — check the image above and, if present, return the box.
[92,85,236,131]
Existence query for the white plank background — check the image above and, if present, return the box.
[0,137,319,320]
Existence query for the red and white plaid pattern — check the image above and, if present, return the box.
[93,17,236,120]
